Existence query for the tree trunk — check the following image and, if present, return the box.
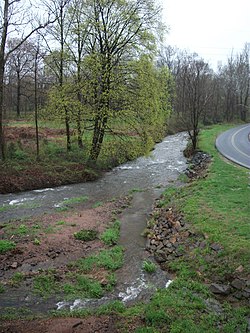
[17,70,21,117]
[89,116,107,162]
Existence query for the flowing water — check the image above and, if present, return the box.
[0,132,188,313]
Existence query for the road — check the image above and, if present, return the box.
[215,124,250,169]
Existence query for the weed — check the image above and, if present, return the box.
[33,238,41,245]
[142,260,156,273]
[0,240,16,253]
[56,220,66,226]
[92,201,103,208]
[74,229,98,241]
[100,220,120,246]
[129,188,144,194]
[10,272,24,287]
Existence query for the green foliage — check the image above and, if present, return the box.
[0,240,16,254]
[142,260,156,273]
[74,229,98,241]
[100,220,120,246]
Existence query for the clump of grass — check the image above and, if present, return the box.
[92,201,103,208]
[33,238,41,245]
[74,229,98,241]
[33,274,57,297]
[142,260,156,273]
[56,220,66,226]
[100,220,120,246]
[63,196,89,206]
[74,246,124,272]
[10,272,24,287]
[0,240,16,254]
[63,275,104,299]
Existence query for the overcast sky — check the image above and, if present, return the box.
[161,0,250,69]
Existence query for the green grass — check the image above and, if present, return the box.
[122,124,250,332]
[142,260,157,273]
[75,246,124,272]
[10,272,25,287]
[74,229,98,241]
[62,196,89,206]
[0,240,16,253]
[100,220,120,246]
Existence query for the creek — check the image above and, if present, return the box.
[0,132,188,313]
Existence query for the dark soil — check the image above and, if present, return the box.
[0,316,119,333]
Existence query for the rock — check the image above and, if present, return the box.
[169,236,177,244]
[199,241,207,249]
[154,250,168,263]
[174,221,181,231]
[242,288,250,299]
[210,283,231,295]
[231,278,246,290]
[10,262,18,269]
[232,291,243,300]
[156,243,164,251]
[210,243,223,252]
[235,265,244,273]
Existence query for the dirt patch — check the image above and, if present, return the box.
[0,200,125,280]
[4,126,70,142]
[0,316,119,333]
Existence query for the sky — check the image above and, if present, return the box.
[160,0,250,69]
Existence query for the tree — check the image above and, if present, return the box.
[79,0,163,161]
[0,0,54,160]
[7,38,35,117]
[43,0,73,152]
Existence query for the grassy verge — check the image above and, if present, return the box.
[121,124,250,332]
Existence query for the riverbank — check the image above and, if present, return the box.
[0,121,155,194]
[1,124,249,332]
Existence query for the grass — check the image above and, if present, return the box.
[100,220,120,246]
[164,124,250,277]
[0,240,16,253]
[119,124,250,332]
[10,272,25,287]
[62,196,89,206]
[74,229,98,241]
[142,260,157,273]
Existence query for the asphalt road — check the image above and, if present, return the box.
[215,124,250,169]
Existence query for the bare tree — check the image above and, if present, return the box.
[0,0,54,160]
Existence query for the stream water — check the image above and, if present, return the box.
[0,132,188,313]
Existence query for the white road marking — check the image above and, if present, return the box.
[231,125,250,158]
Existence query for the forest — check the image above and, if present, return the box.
[0,0,249,191]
